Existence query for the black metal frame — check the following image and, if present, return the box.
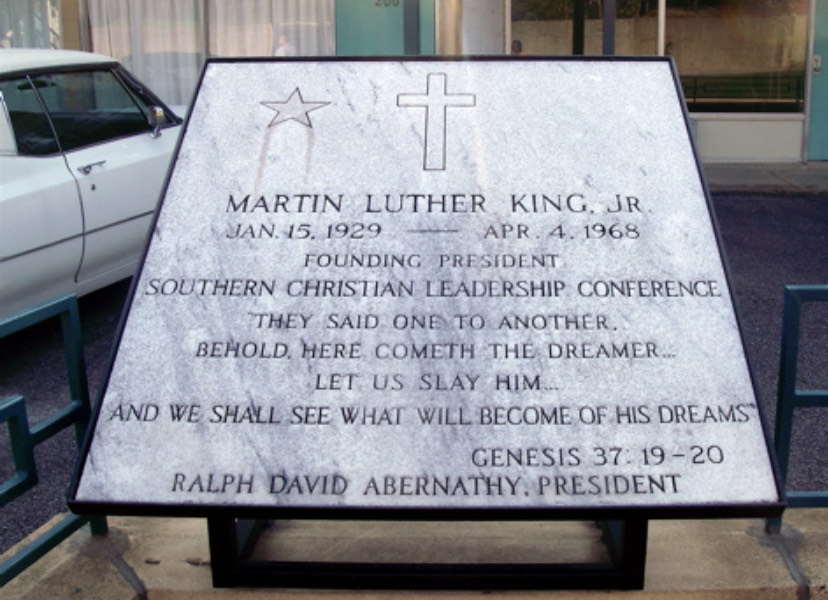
[68,54,786,516]
[66,55,786,591]
[206,517,648,590]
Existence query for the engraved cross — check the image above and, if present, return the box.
[398,73,476,171]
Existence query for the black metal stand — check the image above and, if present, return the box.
[207,517,648,590]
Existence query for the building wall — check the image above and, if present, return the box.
[45,1,820,162]
[59,0,81,50]
[694,114,806,163]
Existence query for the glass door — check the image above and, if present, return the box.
[335,0,435,56]
[809,0,828,159]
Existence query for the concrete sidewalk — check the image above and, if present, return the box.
[1,509,827,599]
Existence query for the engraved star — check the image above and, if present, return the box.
[261,88,329,128]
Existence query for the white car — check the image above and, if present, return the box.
[0,49,183,319]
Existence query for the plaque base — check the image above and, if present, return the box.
[206,517,648,590]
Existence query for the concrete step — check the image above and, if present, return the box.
[1,509,826,599]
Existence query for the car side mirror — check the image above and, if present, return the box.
[148,106,165,138]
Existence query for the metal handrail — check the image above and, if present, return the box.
[0,295,108,586]
[766,285,828,533]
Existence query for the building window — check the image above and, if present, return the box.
[88,1,335,106]
[511,0,808,112]
[0,0,62,48]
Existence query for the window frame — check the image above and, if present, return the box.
[0,63,182,157]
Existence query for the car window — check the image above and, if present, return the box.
[115,67,180,126]
[0,78,61,156]
[33,70,153,152]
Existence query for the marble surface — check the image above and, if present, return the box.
[72,58,779,513]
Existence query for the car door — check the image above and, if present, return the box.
[34,69,178,286]
[0,76,84,318]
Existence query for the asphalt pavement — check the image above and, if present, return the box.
[713,193,828,491]
[0,163,826,557]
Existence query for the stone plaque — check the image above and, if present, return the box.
[71,58,781,516]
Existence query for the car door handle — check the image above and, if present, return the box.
[77,160,106,175]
